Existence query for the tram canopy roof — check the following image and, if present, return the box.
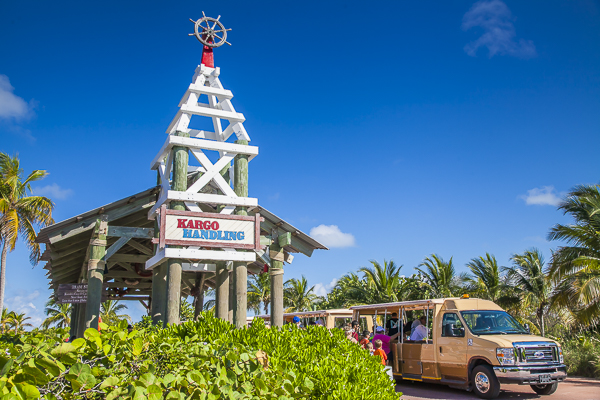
[349,299,449,314]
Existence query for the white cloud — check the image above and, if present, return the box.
[5,290,43,329]
[0,74,33,120]
[462,0,536,58]
[314,278,338,297]
[520,186,565,206]
[35,183,73,200]
[309,225,356,248]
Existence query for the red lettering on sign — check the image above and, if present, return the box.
[186,220,195,229]
[177,219,187,228]
[211,221,219,230]
[195,220,202,229]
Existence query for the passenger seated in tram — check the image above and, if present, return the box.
[409,316,429,341]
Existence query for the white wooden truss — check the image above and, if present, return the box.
[146,64,258,269]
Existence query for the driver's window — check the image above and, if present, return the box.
[441,313,465,337]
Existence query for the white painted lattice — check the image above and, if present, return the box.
[145,64,258,270]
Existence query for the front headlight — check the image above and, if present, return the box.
[496,347,516,365]
[559,346,564,363]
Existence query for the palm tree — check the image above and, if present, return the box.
[179,299,194,321]
[284,276,320,312]
[416,254,460,298]
[507,249,553,337]
[7,311,32,333]
[0,153,54,313]
[42,297,71,329]
[464,253,519,308]
[0,308,10,333]
[100,300,131,325]
[547,184,600,327]
[247,273,270,314]
[358,259,405,303]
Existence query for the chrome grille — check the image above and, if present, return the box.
[514,342,559,364]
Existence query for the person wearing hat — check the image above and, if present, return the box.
[372,326,400,366]
[292,316,304,329]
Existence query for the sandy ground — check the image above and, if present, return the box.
[396,377,600,400]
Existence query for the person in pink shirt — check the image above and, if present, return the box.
[372,326,400,364]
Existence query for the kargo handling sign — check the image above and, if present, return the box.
[157,208,262,251]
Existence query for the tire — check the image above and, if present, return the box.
[471,365,501,399]
[530,382,558,395]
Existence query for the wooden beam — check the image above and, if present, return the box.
[105,282,152,289]
[260,219,315,257]
[147,191,258,219]
[110,254,151,263]
[104,237,131,261]
[145,248,256,270]
[150,135,258,170]
[278,232,292,247]
[105,271,149,279]
[260,235,273,246]
[107,226,154,239]
[125,239,153,255]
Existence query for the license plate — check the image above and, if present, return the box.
[538,374,552,384]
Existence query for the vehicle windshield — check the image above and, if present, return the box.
[461,310,529,335]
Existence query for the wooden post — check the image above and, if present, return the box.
[165,131,189,326]
[85,217,108,329]
[151,263,167,325]
[69,303,79,338]
[193,273,206,320]
[270,242,284,328]
[233,139,249,328]
[76,302,86,337]
[215,261,229,320]
[228,268,234,323]
[152,168,167,325]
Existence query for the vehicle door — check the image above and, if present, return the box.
[436,312,468,383]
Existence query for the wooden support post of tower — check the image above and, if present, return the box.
[193,272,206,320]
[215,261,229,320]
[233,139,249,328]
[69,304,79,338]
[85,217,108,329]
[228,268,234,323]
[152,170,167,325]
[270,240,284,328]
[164,131,189,326]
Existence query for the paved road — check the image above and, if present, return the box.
[396,377,600,400]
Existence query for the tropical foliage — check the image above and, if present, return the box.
[283,276,319,312]
[0,313,398,399]
[0,153,54,314]
[100,300,131,326]
[41,298,71,330]
[548,184,600,327]
[247,273,270,314]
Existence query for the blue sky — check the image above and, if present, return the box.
[1,0,599,326]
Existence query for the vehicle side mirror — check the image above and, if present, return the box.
[524,323,530,333]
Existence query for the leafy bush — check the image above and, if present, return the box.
[0,313,397,399]
[559,334,600,378]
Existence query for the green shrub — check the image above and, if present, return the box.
[559,335,600,378]
[0,313,398,399]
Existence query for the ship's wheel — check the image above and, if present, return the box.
[189,12,232,48]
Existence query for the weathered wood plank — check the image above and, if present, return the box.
[104,237,131,261]
[278,232,292,247]
[125,239,153,255]
[107,226,154,239]
[110,254,151,263]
